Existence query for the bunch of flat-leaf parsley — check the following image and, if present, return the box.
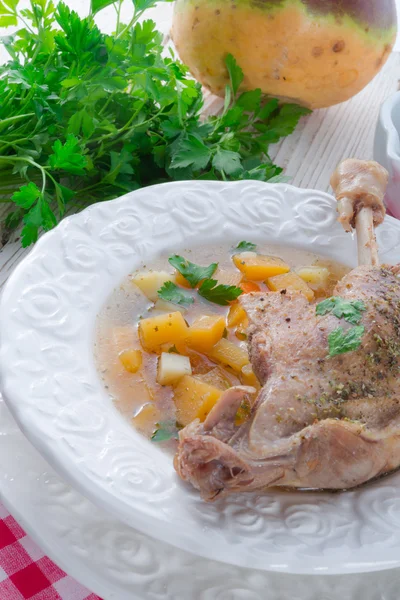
[0,0,311,246]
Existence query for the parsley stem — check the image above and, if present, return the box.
[18,16,35,34]
[115,0,123,33]
[88,103,158,147]
[74,181,102,195]
[0,114,35,129]
[13,6,36,35]
[1,90,15,111]
[98,94,115,117]
[0,156,46,193]
[0,137,31,153]
[115,11,142,40]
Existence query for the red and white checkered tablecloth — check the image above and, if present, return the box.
[0,504,102,600]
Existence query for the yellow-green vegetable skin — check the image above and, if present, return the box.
[172,0,397,108]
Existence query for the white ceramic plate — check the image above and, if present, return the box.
[3,393,400,600]
[1,181,400,575]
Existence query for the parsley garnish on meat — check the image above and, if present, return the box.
[235,241,257,252]
[168,255,218,288]
[328,326,365,357]
[198,279,243,306]
[317,297,366,357]
[0,0,310,246]
[316,297,366,325]
[158,281,194,307]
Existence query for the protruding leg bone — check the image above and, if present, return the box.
[355,206,380,267]
[330,159,389,266]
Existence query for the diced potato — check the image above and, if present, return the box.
[227,303,247,328]
[208,338,249,372]
[233,252,290,280]
[132,271,176,302]
[132,403,160,433]
[186,315,226,352]
[240,364,261,391]
[119,349,142,373]
[267,272,315,302]
[297,266,330,291]
[157,352,192,386]
[174,375,223,425]
[138,311,189,351]
[152,299,186,314]
[196,367,232,390]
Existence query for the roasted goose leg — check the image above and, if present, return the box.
[175,161,400,502]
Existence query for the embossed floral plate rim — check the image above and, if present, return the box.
[3,395,400,599]
[1,180,400,575]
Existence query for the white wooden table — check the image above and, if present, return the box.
[1,4,400,289]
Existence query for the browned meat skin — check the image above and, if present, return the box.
[175,265,400,501]
[330,159,388,231]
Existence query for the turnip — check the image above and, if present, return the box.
[172,0,397,108]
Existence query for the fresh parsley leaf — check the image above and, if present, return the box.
[258,98,279,121]
[151,420,180,442]
[0,15,17,26]
[168,345,179,354]
[236,241,257,252]
[158,281,194,307]
[90,0,115,16]
[225,53,243,97]
[40,201,57,231]
[135,0,168,12]
[21,223,39,247]
[48,135,87,175]
[212,149,243,177]
[55,4,103,57]
[168,255,218,288]
[198,279,243,306]
[170,134,212,171]
[258,104,311,143]
[1,0,19,12]
[14,186,57,246]
[236,88,262,113]
[328,326,365,358]
[316,297,366,325]
[54,182,74,216]
[11,182,41,209]
[67,109,96,138]
[21,200,43,247]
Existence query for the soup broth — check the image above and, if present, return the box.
[94,243,350,443]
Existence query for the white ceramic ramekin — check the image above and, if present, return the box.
[374,91,400,219]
